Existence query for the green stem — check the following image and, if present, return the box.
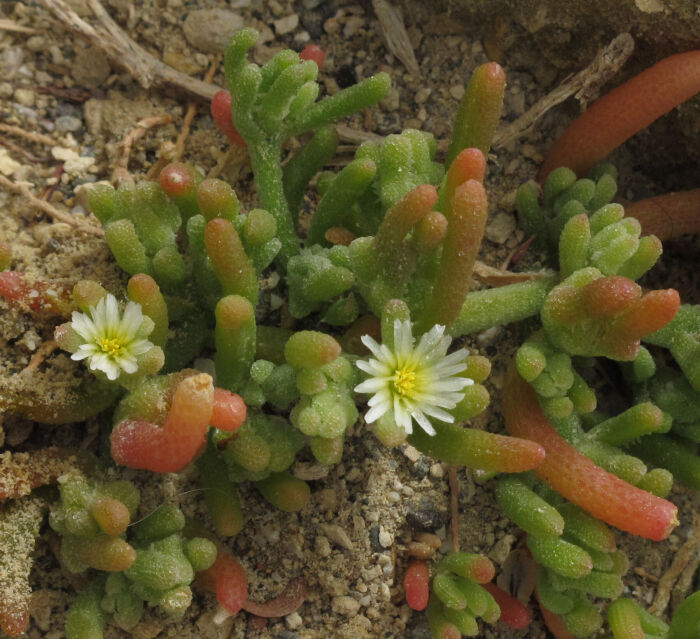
[449,277,556,337]
[248,141,299,264]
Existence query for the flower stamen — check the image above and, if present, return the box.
[97,337,126,358]
[393,368,417,397]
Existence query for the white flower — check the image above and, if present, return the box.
[354,320,473,436]
[70,294,154,381]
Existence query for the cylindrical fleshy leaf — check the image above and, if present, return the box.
[197,437,244,537]
[110,374,214,472]
[625,188,700,241]
[481,582,530,630]
[215,295,256,393]
[373,183,438,274]
[420,179,487,331]
[503,365,678,541]
[438,553,495,584]
[255,472,310,512]
[284,331,340,369]
[404,561,430,611]
[196,548,248,615]
[127,274,168,347]
[539,51,700,180]
[204,218,258,306]
[409,423,545,473]
[446,62,505,165]
[495,476,564,538]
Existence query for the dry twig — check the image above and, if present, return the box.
[20,341,58,376]
[492,33,635,148]
[448,465,460,552]
[0,123,56,147]
[42,0,220,100]
[649,514,700,616]
[472,260,553,287]
[110,114,173,186]
[0,175,104,236]
[0,19,37,34]
[371,0,420,76]
[173,56,221,162]
[0,137,44,164]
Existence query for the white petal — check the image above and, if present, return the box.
[128,339,153,356]
[432,362,468,378]
[116,355,138,374]
[104,294,121,334]
[355,378,387,393]
[356,359,389,376]
[412,411,436,435]
[365,400,390,423]
[120,302,144,340]
[420,404,455,423]
[360,334,383,358]
[367,390,391,407]
[429,377,473,392]
[394,397,413,434]
[393,320,413,356]
[70,312,97,341]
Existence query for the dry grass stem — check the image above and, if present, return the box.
[492,33,635,148]
[110,114,173,186]
[649,514,700,615]
[0,137,44,164]
[173,55,221,163]
[0,124,56,147]
[0,19,38,34]
[42,0,220,101]
[472,260,554,287]
[0,175,104,236]
[371,0,420,76]
[20,342,58,376]
[448,464,460,552]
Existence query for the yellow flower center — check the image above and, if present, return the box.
[393,368,417,397]
[97,337,125,357]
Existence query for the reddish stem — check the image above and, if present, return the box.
[502,365,678,541]
[539,50,700,180]
[625,188,700,241]
[482,582,531,630]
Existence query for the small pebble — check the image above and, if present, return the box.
[319,523,353,550]
[331,595,360,616]
[449,84,465,100]
[183,9,245,52]
[314,536,332,558]
[13,88,35,107]
[485,212,517,244]
[274,14,299,35]
[55,116,82,133]
[405,499,445,531]
[429,463,444,479]
[378,528,392,548]
[285,612,302,630]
